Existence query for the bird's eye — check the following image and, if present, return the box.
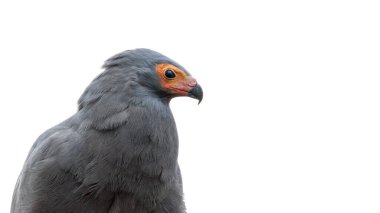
[165,69,176,79]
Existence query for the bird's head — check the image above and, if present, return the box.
[100,48,203,104]
[78,48,202,130]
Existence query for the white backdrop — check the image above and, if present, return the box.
[1,1,379,212]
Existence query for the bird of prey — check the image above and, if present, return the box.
[11,49,203,213]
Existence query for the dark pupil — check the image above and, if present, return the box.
[165,70,176,78]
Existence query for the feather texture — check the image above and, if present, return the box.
[11,49,197,213]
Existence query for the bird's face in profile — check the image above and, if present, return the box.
[155,63,203,103]
[93,48,203,105]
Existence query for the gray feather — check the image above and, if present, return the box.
[11,49,192,213]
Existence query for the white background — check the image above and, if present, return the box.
[0,1,379,212]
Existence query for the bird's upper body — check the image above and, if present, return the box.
[11,49,202,213]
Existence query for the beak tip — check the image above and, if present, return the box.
[188,84,203,104]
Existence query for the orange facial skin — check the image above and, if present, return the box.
[156,63,197,96]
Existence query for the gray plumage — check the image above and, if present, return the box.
[11,49,202,213]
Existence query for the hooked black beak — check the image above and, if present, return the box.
[188,84,203,104]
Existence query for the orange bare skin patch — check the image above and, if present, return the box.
[156,63,197,95]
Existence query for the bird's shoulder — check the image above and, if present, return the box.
[28,125,80,162]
